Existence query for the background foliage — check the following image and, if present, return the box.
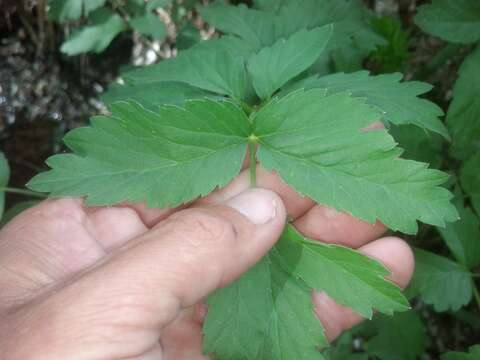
[1,0,480,359]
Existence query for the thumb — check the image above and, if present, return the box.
[10,189,286,359]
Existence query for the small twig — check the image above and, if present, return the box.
[1,187,47,199]
[37,0,46,54]
[17,6,40,48]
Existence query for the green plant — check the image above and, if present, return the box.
[23,0,461,358]
[48,0,172,55]
[2,0,480,358]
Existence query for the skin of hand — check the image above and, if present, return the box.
[0,165,414,360]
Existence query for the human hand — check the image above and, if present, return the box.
[0,166,414,360]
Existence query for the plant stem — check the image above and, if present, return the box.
[1,187,47,199]
[248,141,257,187]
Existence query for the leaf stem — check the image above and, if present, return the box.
[0,187,47,199]
[248,140,257,187]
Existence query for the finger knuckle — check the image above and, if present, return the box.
[167,209,236,249]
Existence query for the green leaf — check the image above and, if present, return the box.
[123,46,247,100]
[47,0,106,21]
[102,81,220,110]
[367,312,427,360]
[253,0,289,11]
[146,0,171,11]
[60,8,126,55]
[323,332,369,360]
[437,196,480,269]
[447,48,480,159]
[204,225,407,359]
[200,3,277,49]
[27,100,250,208]
[389,125,443,168]
[408,248,472,312]
[274,0,384,68]
[442,345,480,360]
[247,26,333,100]
[176,21,201,50]
[1,201,39,227]
[278,226,409,319]
[130,12,167,40]
[415,0,480,44]
[253,90,457,234]
[204,241,327,359]
[0,152,10,220]
[460,153,480,215]
[285,71,449,139]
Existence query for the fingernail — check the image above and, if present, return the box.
[226,188,278,225]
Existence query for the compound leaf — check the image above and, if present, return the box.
[460,153,480,215]
[123,46,247,100]
[0,152,9,220]
[27,100,250,208]
[253,90,457,234]
[47,0,106,21]
[415,0,480,44]
[442,345,480,360]
[285,71,448,138]
[60,8,126,55]
[247,26,333,100]
[408,248,472,312]
[447,48,480,159]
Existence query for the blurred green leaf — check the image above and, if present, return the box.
[389,124,443,168]
[48,0,106,21]
[415,0,480,44]
[146,0,172,11]
[442,345,480,360]
[130,12,167,40]
[369,16,410,73]
[60,8,126,55]
[323,332,368,360]
[367,312,427,360]
[176,22,201,50]
[408,248,472,312]
[437,193,480,269]
[447,47,480,159]
[200,3,277,50]
[460,153,480,215]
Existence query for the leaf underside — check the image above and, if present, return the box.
[203,226,408,359]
